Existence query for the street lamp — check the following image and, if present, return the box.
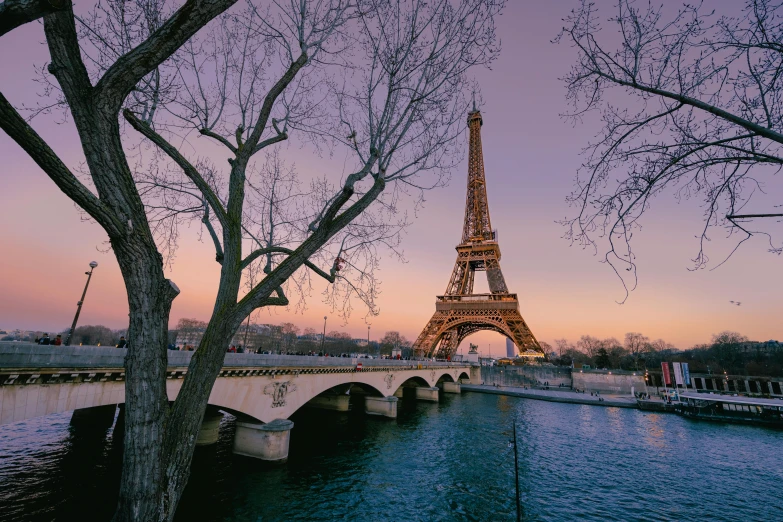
[320,316,327,354]
[367,325,371,357]
[64,261,98,346]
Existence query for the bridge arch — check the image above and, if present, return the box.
[391,376,432,398]
[435,372,456,383]
[201,371,410,423]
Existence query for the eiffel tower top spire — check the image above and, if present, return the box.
[461,108,494,244]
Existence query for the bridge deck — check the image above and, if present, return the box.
[0,343,470,371]
[0,343,476,426]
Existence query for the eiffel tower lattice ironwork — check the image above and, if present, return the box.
[412,108,544,360]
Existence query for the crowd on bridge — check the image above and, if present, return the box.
[34,334,62,346]
[167,343,413,360]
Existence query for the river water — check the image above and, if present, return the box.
[1,392,782,521]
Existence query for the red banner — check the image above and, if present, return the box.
[661,362,671,386]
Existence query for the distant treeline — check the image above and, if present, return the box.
[2,325,127,347]
[548,331,783,377]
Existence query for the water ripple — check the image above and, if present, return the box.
[1,395,783,521]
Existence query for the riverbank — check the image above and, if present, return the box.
[461,384,640,408]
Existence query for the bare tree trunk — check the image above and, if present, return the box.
[114,252,178,521]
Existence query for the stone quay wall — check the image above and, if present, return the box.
[480,365,647,395]
[480,365,572,388]
[571,369,647,395]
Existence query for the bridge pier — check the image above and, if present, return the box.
[70,404,117,429]
[305,394,351,412]
[393,387,404,398]
[415,387,440,402]
[196,410,224,446]
[364,396,398,418]
[233,419,294,462]
[469,366,482,385]
[442,382,461,394]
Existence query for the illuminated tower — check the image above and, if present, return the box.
[412,108,544,359]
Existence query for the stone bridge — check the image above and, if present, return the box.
[0,343,476,461]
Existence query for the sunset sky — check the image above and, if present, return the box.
[1,2,781,357]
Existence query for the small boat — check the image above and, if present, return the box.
[677,392,783,427]
[637,399,676,412]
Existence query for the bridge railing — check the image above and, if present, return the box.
[0,343,472,370]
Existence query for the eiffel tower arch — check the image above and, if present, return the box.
[413,108,545,360]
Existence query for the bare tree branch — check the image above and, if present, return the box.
[557,0,783,300]
[124,108,228,227]
[95,0,239,112]
[0,92,123,236]
[0,0,70,37]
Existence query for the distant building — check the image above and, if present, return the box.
[175,329,205,349]
[231,324,276,350]
[506,337,515,358]
[740,340,782,353]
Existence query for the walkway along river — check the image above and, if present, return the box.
[1,391,782,521]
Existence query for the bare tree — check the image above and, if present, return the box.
[648,338,671,353]
[123,0,502,511]
[67,324,118,346]
[624,332,649,369]
[175,318,208,348]
[600,336,623,350]
[558,0,783,301]
[577,334,602,358]
[554,338,574,358]
[380,330,408,355]
[539,340,554,359]
[0,0,237,518]
[176,318,208,331]
[711,330,749,368]
[326,330,353,353]
[303,326,318,338]
[0,0,504,519]
[280,322,301,350]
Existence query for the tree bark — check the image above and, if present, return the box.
[114,248,179,521]
[0,0,70,37]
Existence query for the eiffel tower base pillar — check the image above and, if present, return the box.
[415,387,440,402]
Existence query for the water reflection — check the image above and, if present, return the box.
[1,394,783,521]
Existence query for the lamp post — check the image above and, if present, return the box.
[320,316,327,354]
[367,325,371,357]
[64,261,98,346]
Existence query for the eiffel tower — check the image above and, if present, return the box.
[412,107,544,360]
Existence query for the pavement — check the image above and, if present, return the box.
[461,384,640,409]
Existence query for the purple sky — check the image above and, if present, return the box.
[1,2,780,357]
